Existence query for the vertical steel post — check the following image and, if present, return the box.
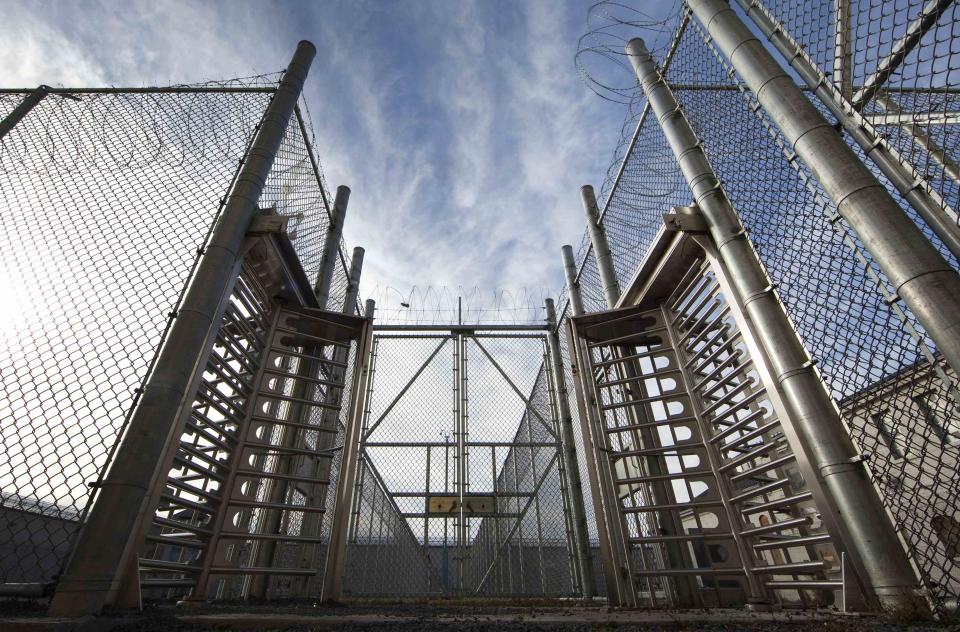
[314,185,350,310]
[625,36,924,613]
[48,41,316,616]
[688,0,960,390]
[320,299,375,602]
[561,245,585,316]
[545,298,594,598]
[343,246,365,314]
[581,185,621,309]
[734,0,960,265]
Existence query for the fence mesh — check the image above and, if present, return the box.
[0,79,358,586]
[344,332,575,597]
[567,0,960,615]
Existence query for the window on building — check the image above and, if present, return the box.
[871,409,905,458]
[912,390,955,444]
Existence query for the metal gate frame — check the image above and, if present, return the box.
[337,322,582,598]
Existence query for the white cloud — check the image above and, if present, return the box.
[1,0,635,321]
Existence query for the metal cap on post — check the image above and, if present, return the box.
[48,40,317,617]
[315,184,351,310]
[545,298,595,598]
[581,185,620,308]
[625,35,925,613]
[364,298,376,320]
[561,245,585,316]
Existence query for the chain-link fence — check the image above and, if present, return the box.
[344,331,576,597]
[567,0,960,615]
[0,79,358,589]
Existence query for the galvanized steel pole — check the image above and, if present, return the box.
[48,40,317,616]
[545,298,595,598]
[314,185,350,310]
[626,36,924,613]
[581,185,621,309]
[689,0,960,393]
[733,0,960,263]
[320,300,375,602]
[343,246,365,314]
[561,245,585,316]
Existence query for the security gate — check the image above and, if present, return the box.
[568,232,855,609]
[342,327,577,597]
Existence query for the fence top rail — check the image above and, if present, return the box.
[372,324,549,332]
[0,86,277,95]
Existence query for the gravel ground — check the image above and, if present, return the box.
[3,599,958,631]
[107,600,960,632]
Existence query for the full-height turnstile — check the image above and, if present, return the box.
[568,229,857,609]
[135,221,374,602]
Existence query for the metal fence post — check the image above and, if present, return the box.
[343,246,365,314]
[832,0,852,100]
[319,299,375,602]
[625,36,925,613]
[314,185,350,310]
[581,185,621,308]
[47,40,317,617]
[733,0,960,263]
[688,0,960,389]
[561,245,586,316]
[545,298,594,598]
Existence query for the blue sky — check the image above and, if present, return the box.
[2,0,676,312]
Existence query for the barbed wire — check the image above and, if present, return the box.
[364,285,554,326]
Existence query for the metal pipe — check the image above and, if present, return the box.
[47,40,316,617]
[851,0,956,109]
[833,0,852,100]
[626,34,925,613]
[581,185,621,308]
[871,92,960,184]
[314,185,350,310]
[735,0,960,266]
[693,0,960,403]
[319,301,375,602]
[0,86,276,94]
[545,298,595,598]
[343,247,365,314]
[372,324,549,332]
[0,86,48,140]
[561,245,585,317]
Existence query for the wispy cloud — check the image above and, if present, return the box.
[1,0,654,316]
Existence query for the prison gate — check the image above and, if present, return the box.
[0,0,959,621]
